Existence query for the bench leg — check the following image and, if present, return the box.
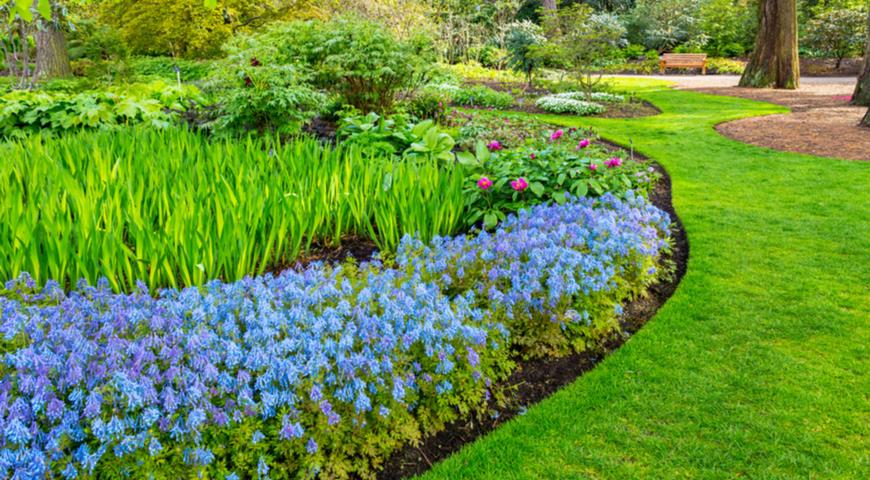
[702,63,707,75]
[659,61,665,75]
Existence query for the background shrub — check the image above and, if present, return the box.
[207,63,325,136]
[228,17,436,113]
[803,7,867,69]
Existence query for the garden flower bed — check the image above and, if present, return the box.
[0,192,671,479]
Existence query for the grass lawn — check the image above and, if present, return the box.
[420,79,870,479]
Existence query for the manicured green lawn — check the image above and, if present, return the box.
[421,80,870,479]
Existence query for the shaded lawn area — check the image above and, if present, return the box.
[420,79,870,479]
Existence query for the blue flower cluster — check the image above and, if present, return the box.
[0,193,669,479]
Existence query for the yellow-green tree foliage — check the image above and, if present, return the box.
[102,0,323,58]
[322,0,435,39]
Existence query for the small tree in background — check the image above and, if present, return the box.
[804,7,867,70]
[539,5,626,98]
[504,20,545,87]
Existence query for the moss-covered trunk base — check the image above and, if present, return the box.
[738,0,799,90]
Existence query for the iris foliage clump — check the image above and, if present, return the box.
[0,193,669,479]
[0,127,465,292]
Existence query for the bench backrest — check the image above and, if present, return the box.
[661,53,707,63]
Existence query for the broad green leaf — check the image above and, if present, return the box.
[37,0,51,20]
[484,212,498,230]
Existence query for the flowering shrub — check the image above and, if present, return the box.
[552,91,626,103]
[0,195,669,480]
[535,95,606,115]
[458,129,660,229]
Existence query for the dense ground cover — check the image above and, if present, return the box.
[419,79,870,479]
[0,193,670,479]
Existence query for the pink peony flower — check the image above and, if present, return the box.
[588,163,598,172]
[605,157,623,168]
[510,177,529,191]
[477,176,493,190]
[530,153,536,160]
[576,139,591,150]
[487,141,503,151]
[550,129,564,141]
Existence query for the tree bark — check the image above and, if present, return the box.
[33,21,71,79]
[739,0,799,89]
[542,0,557,10]
[852,11,870,106]
[861,107,870,128]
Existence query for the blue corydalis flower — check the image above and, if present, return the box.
[0,194,669,478]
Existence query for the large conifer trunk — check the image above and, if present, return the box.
[739,0,799,89]
[852,12,870,106]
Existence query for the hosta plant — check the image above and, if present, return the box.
[338,113,455,163]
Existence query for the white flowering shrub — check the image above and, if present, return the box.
[535,95,606,115]
[552,91,626,103]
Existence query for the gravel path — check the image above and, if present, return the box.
[608,74,858,89]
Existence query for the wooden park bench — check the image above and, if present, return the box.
[659,53,707,75]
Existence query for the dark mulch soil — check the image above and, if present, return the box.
[304,117,339,144]
[284,237,380,271]
[376,159,689,480]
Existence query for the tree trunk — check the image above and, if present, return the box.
[852,11,870,106]
[33,24,71,79]
[542,0,557,10]
[861,107,870,128]
[739,0,799,89]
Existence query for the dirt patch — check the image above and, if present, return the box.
[690,84,870,162]
[377,160,688,480]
